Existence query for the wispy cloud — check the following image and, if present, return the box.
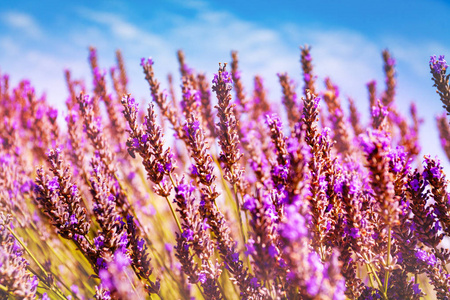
[76,9,168,48]
[1,11,43,38]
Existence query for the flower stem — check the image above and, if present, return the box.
[7,226,67,299]
[365,264,375,288]
[383,226,392,296]
[7,225,49,279]
[167,173,183,233]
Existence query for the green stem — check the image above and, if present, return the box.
[0,283,8,292]
[20,226,82,298]
[26,267,67,300]
[166,173,183,233]
[7,226,49,278]
[363,254,385,298]
[124,271,143,300]
[365,264,375,288]
[384,227,391,296]
[232,181,246,247]
[167,174,210,300]
[216,279,230,300]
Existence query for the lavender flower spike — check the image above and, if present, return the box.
[430,54,450,115]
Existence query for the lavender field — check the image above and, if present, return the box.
[2,1,450,300]
[1,44,450,299]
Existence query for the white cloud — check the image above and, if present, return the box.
[0,36,20,54]
[1,11,43,38]
[77,9,167,48]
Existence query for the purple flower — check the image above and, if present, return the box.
[222,71,232,83]
[165,154,174,173]
[409,221,417,232]
[182,89,200,104]
[267,244,278,258]
[29,275,38,291]
[334,178,343,194]
[20,180,33,193]
[306,252,324,295]
[265,113,283,128]
[48,177,59,192]
[198,273,207,284]
[272,164,289,181]
[231,252,239,264]
[386,57,396,67]
[99,269,113,289]
[205,173,212,182]
[333,84,340,98]
[304,73,311,81]
[360,130,390,155]
[410,178,420,192]
[184,119,201,138]
[182,229,194,241]
[212,71,232,85]
[430,166,441,179]
[132,138,140,148]
[415,249,437,266]
[371,104,388,119]
[107,194,115,204]
[304,53,312,61]
[42,293,50,300]
[250,277,260,288]
[245,238,256,256]
[279,258,287,268]
[387,146,408,172]
[142,204,156,216]
[114,250,131,272]
[141,134,148,144]
[137,238,145,252]
[47,108,58,120]
[212,74,219,85]
[333,279,346,300]
[430,55,448,74]
[176,180,195,201]
[0,153,11,164]
[349,227,360,239]
[165,243,173,253]
[36,106,45,120]
[397,251,403,264]
[126,96,139,112]
[280,205,308,241]
[326,220,332,231]
[234,70,241,80]
[65,110,78,123]
[141,57,154,67]
[118,232,128,250]
[69,214,78,225]
[306,276,321,296]
[127,171,136,181]
[243,195,257,211]
[94,235,105,250]
[71,285,79,295]
[191,119,201,133]
[70,185,79,197]
[412,283,421,295]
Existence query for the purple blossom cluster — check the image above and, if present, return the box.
[1,45,450,300]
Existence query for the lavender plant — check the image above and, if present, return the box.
[1,44,450,300]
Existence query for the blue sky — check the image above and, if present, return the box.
[1,0,450,168]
